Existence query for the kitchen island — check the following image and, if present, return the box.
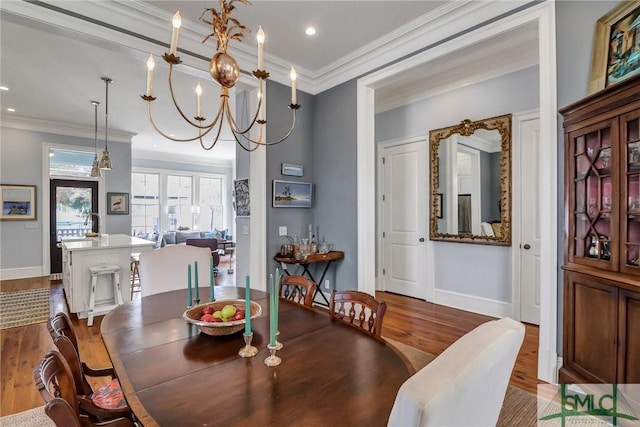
[62,234,154,319]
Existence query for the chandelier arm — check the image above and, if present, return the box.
[167,65,224,130]
[146,102,217,142]
[233,108,297,146]
[198,107,228,150]
[227,93,263,136]
[232,125,262,152]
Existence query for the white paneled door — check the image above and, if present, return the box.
[380,138,429,299]
[519,115,541,325]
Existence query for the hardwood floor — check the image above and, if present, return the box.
[0,264,539,417]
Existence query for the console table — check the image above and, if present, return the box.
[274,251,344,306]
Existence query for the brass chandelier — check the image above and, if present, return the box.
[141,0,300,152]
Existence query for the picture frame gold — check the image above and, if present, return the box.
[0,184,36,220]
[588,1,640,94]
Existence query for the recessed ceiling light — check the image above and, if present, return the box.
[7,108,15,112]
[0,86,8,91]
[169,134,175,137]
[153,144,158,147]
[305,27,316,36]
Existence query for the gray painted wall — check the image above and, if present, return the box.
[313,80,359,291]
[375,66,539,301]
[265,81,315,278]
[0,126,130,271]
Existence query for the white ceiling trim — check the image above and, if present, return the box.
[1,116,136,143]
[308,0,529,94]
[2,0,529,97]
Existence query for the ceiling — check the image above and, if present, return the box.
[0,1,536,166]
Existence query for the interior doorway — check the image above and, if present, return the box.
[49,179,98,274]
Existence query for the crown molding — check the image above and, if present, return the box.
[308,0,530,95]
[1,116,135,143]
[1,0,528,97]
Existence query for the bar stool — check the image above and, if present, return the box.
[130,253,141,299]
[87,264,123,327]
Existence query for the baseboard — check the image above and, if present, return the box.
[0,266,44,281]
[434,288,511,318]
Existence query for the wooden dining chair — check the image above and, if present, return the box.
[34,350,135,427]
[50,334,132,421]
[49,312,116,394]
[48,313,132,420]
[279,275,317,307]
[329,290,387,337]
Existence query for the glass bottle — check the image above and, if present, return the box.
[310,234,317,255]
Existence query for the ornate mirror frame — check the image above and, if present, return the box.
[429,114,512,245]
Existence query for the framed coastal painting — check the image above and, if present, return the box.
[588,2,640,93]
[273,180,313,208]
[234,178,250,217]
[0,184,36,220]
[107,192,129,215]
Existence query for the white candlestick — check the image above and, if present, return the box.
[290,66,297,105]
[170,11,182,55]
[195,83,202,117]
[146,54,155,96]
[257,26,265,70]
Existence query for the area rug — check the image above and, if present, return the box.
[0,406,55,426]
[384,337,537,427]
[0,288,50,329]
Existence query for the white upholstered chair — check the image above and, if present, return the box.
[387,317,525,427]
[139,245,213,297]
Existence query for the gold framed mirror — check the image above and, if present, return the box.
[429,114,512,245]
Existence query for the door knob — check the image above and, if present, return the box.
[523,244,531,250]
[419,238,425,242]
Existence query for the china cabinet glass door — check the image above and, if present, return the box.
[621,110,640,275]
[570,119,618,270]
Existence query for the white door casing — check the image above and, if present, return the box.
[378,137,429,299]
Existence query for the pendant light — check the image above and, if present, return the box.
[98,77,113,171]
[90,100,101,178]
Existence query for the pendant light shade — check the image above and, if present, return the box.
[90,100,101,178]
[99,77,113,171]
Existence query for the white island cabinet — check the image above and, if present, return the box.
[61,234,154,319]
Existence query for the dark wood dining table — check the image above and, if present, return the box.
[101,286,413,427]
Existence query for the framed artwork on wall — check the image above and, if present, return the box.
[281,163,304,177]
[0,184,36,220]
[273,180,313,208]
[234,178,250,217]
[107,192,129,215]
[588,2,640,93]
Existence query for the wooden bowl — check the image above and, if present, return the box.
[183,299,262,336]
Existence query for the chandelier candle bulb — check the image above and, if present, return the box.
[257,26,265,70]
[195,83,202,117]
[290,67,297,105]
[146,55,155,96]
[170,11,182,55]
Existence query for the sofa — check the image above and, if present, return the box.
[136,229,232,249]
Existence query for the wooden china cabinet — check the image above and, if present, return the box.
[560,74,640,385]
